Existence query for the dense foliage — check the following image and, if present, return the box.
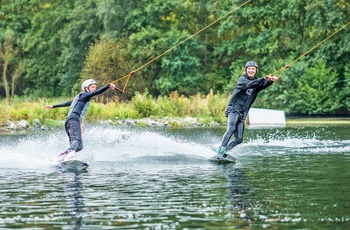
[0,0,349,115]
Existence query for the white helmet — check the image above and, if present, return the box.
[81,79,97,91]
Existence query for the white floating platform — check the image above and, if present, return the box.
[246,108,286,127]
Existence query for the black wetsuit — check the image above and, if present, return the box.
[221,74,273,150]
[53,85,110,152]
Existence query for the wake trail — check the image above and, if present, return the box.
[0,126,348,169]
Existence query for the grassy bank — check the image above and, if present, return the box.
[1,92,349,128]
[0,91,228,127]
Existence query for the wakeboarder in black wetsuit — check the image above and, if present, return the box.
[216,61,278,155]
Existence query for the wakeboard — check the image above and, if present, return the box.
[210,151,236,164]
[57,159,89,172]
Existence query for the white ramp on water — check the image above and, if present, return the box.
[246,108,286,126]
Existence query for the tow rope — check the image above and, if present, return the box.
[269,21,350,78]
[108,3,349,91]
[109,0,252,93]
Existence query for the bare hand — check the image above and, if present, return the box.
[108,83,116,89]
[264,75,278,82]
[270,76,278,82]
[45,105,53,110]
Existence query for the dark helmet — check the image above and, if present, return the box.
[244,61,258,69]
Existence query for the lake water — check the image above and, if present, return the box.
[0,124,349,229]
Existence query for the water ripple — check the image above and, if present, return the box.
[1,126,350,229]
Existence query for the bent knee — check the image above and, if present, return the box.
[76,143,83,152]
[236,138,243,145]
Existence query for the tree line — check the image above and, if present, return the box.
[0,0,349,115]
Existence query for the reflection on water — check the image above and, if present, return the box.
[0,125,350,229]
[64,174,85,229]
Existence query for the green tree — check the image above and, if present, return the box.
[124,0,213,96]
[0,0,31,99]
[0,0,349,116]
[58,0,105,96]
[289,60,343,115]
[155,31,203,96]
[22,0,75,97]
[95,0,136,38]
[341,63,350,112]
[11,60,25,100]
[0,30,21,103]
[81,37,132,99]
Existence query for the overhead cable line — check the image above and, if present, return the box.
[109,0,252,93]
[269,21,350,78]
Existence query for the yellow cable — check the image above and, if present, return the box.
[109,0,252,91]
[268,21,350,77]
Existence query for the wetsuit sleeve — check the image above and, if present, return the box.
[83,85,110,99]
[258,79,273,90]
[52,101,72,108]
[236,76,265,90]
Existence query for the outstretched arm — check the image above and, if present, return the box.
[236,76,265,90]
[45,101,72,110]
[85,83,117,98]
[258,75,278,90]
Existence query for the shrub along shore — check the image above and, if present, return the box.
[1,93,349,132]
[1,91,227,129]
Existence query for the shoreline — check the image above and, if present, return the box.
[1,117,350,133]
[286,117,350,125]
